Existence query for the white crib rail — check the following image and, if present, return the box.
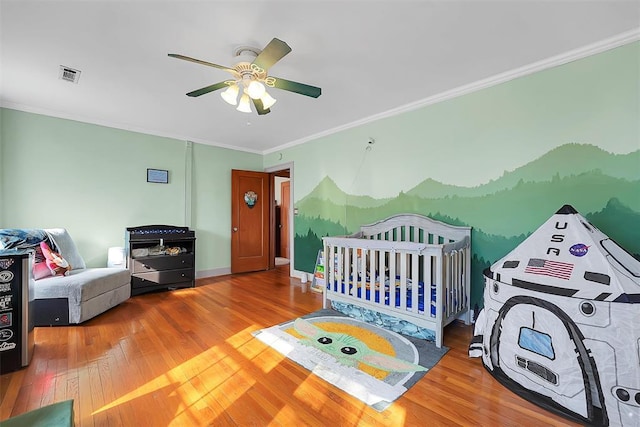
[322,215,471,348]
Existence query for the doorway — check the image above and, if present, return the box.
[230,164,294,276]
[266,163,293,275]
[489,296,606,424]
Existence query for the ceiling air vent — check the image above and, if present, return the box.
[59,65,81,84]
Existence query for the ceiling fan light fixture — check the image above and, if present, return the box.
[221,84,240,105]
[246,80,266,99]
[260,92,277,109]
[236,93,252,113]
[170,37,321,116]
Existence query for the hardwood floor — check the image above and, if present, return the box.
[1,265,578,426]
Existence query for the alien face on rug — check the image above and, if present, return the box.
[293,318,426,373]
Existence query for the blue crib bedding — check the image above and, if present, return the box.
[329,277,437,317]
[328,277,445,341]
[330,301,437,341]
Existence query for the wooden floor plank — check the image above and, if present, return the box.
[0,265,579,426]
[0,369,25,419]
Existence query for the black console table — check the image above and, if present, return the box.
[125,225,196,296]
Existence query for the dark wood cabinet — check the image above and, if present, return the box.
[125,225,196,296]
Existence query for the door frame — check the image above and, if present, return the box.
[279,179,290,259]
[265,161,294,277]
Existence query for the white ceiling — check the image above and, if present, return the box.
[1,1,639,154]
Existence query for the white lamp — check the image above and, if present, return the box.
[107,247,125,268]
[221,84,240,105]
[260,92,277,109]
[236,93,252,113]
[246,81,266,99]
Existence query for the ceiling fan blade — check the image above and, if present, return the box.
[252,98,271,115]
[252,38,292,72]
[186,81,229,97]
[168,54,235,73]
[270,77,321,98]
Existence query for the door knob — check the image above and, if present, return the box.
[233,227,238,232]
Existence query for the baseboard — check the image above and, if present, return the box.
[196,267,231,279]
[293,269,312,283]
[197,267,307,281]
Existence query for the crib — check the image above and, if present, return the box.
[322,214,472,347]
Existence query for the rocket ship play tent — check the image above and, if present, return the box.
[469,205,640,426]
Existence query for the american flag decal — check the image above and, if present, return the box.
[525,258,574,280]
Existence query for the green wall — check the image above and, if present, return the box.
[2,41,638,306]
[264,41,640,307]
[0,109,262,271]
[191,142,263,271]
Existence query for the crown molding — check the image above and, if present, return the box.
[0,101,263,155]
[2,27,638,157]
[263,28,640,155]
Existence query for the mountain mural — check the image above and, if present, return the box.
[298,172,638,237]
[301,174,393,208]
[294,143,640,307]
[405,144,639,199]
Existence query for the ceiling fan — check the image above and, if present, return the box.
[169,38,321,115]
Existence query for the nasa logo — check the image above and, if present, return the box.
[569,243,589,257]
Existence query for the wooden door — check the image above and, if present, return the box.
[279,180,290,259]
[231,169,271,273]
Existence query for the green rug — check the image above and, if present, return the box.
[253,309,448,411]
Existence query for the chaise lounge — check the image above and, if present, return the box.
[0,228,131,325]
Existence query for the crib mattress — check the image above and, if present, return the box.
[330,278,437,316]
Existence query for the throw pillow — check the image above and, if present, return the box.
[33,261,53,280]
[32,245,52,280]
[40,241,72,276]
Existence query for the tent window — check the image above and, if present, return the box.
[518,327,555,360]
[584,271,611,285]
[502,261,519,268]
[601,239,640,277]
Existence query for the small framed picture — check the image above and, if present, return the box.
[147,168,169,184]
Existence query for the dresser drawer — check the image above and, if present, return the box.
[133,268,194,286]
[131,254,193,274]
